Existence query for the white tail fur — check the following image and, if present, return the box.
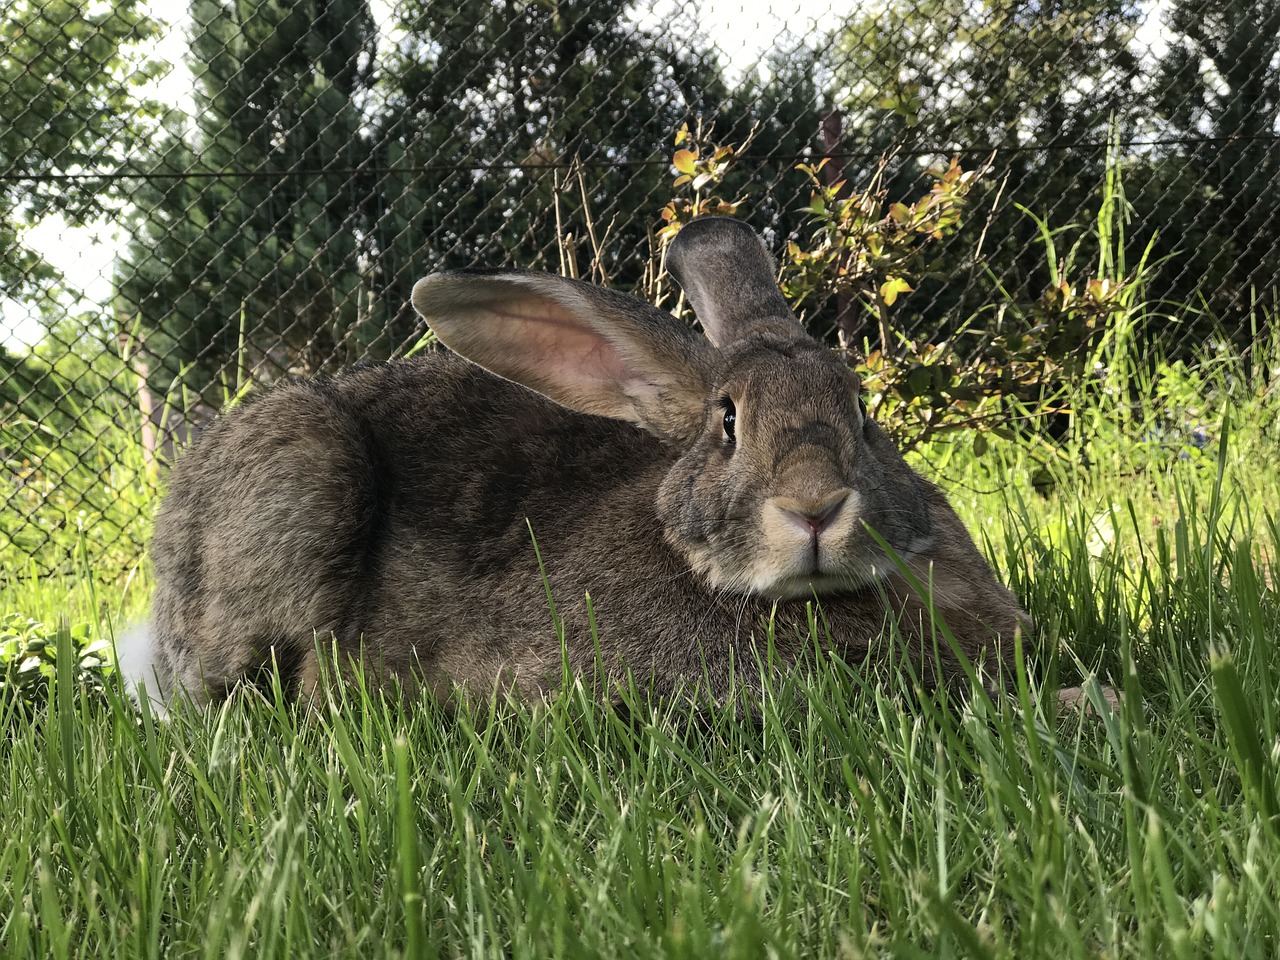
[114,620,168,716]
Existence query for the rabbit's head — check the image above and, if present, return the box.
[412,217,932,600]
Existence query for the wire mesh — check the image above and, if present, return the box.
[2,0,1278,575]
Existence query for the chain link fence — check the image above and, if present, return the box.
[3,0,1278,575]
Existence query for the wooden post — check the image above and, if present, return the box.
[116,316,158,479]
[821,108,859,350]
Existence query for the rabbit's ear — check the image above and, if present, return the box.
[666,217,805,347]
[412,272,715,444]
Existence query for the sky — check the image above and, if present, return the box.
[1,0,1172,349]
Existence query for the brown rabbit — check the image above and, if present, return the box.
[120,217,1031,709]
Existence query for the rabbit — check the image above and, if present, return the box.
[122,217,1032,710]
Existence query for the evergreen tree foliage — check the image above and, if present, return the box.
[119,0,378,387]
[718,44,827,239]
[1145,0,1280,327]
[119,0,729,387]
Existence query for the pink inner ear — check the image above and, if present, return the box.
[490,301,654,401]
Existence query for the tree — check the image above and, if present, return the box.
[118,0,378,390]
[1148,0,1280,331]
[825,0,1144,333]
[0,0,159,301]
[718,43,828,239]
[366,0,729,332]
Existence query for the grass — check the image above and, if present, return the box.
[2,335,1279,958]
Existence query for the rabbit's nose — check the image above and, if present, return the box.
[773,488,851,536]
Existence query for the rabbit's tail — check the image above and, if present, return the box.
[114,619,169,716]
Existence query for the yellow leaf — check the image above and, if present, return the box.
[674,123,689,146]
[879,277,913,306]
[673,149,697,174]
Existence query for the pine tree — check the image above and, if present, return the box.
[1149,0,1280,329]
[118,0,378,390]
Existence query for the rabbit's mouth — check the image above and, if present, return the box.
[676,532,890,599]
[755,567,888,601]
[674,488,923,598]
[748,491,893,597]
[705,537,902,600]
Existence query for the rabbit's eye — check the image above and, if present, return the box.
[719,396,737,444]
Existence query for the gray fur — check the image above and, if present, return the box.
[140,217,1030,707]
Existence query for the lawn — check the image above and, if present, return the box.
[2,346,1279,959]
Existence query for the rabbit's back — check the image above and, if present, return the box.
[149,354,688,700]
